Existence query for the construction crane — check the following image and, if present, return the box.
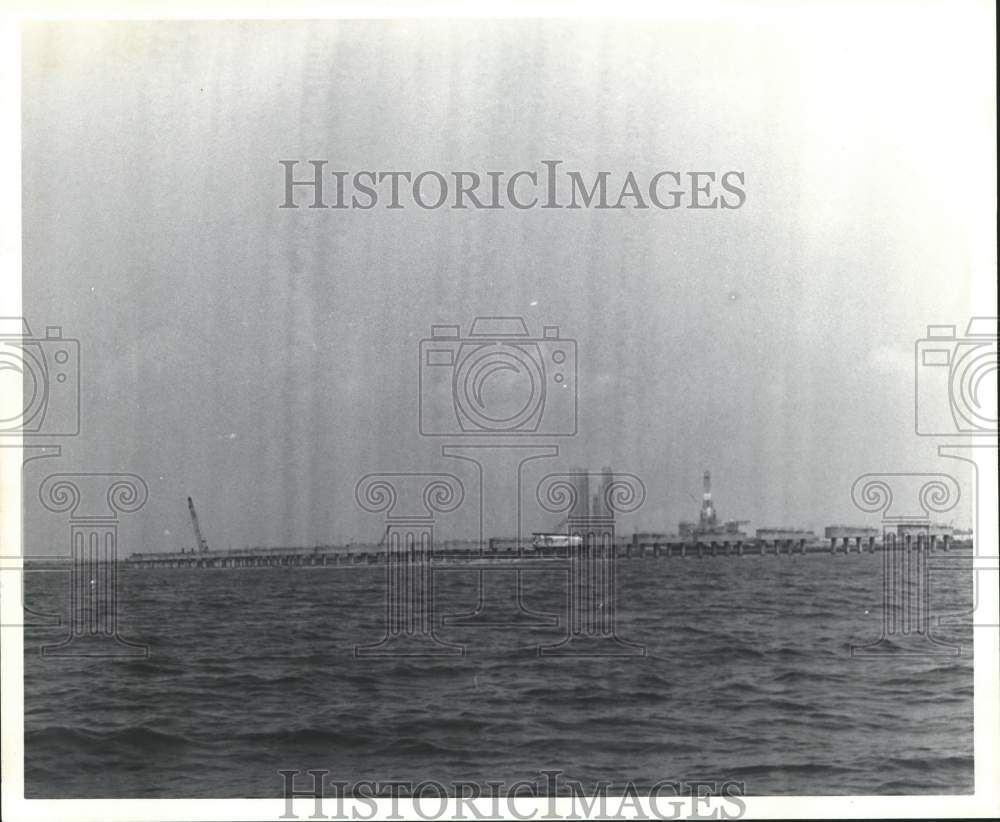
[187,496,209,553]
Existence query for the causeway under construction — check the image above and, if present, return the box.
[125,471,965,569]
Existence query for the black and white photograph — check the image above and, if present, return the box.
[1,3,997,821]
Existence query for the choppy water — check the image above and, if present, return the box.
[24,551,974,797]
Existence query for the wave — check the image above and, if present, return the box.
[27,725,194,754]
[727,762,865,778]
[23,558,976,797]
[770,669,848,685]
[237,726,373,751]
[877,754,973,774]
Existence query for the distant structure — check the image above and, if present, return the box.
[574,466,616,519]
[532,467,614,549]
[591,466,614,517]
[678,470,748,537]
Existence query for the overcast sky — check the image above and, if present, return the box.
[20,16,993,552]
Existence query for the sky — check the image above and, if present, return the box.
[18,15,995,553]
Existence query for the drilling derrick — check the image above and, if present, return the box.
[699,470,718,531]
[679,469,746,538]
[187,496,209,553]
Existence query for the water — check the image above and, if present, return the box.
[24,552,974,797]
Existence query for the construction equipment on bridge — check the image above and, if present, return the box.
[188,496,210,553]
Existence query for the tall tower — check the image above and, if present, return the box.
[699,470,717,531]
[594,466,614,517]
[571,469,591,520]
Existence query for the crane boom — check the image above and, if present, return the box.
[187,496,209,553]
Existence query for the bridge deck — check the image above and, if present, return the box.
[125,535,964,568]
